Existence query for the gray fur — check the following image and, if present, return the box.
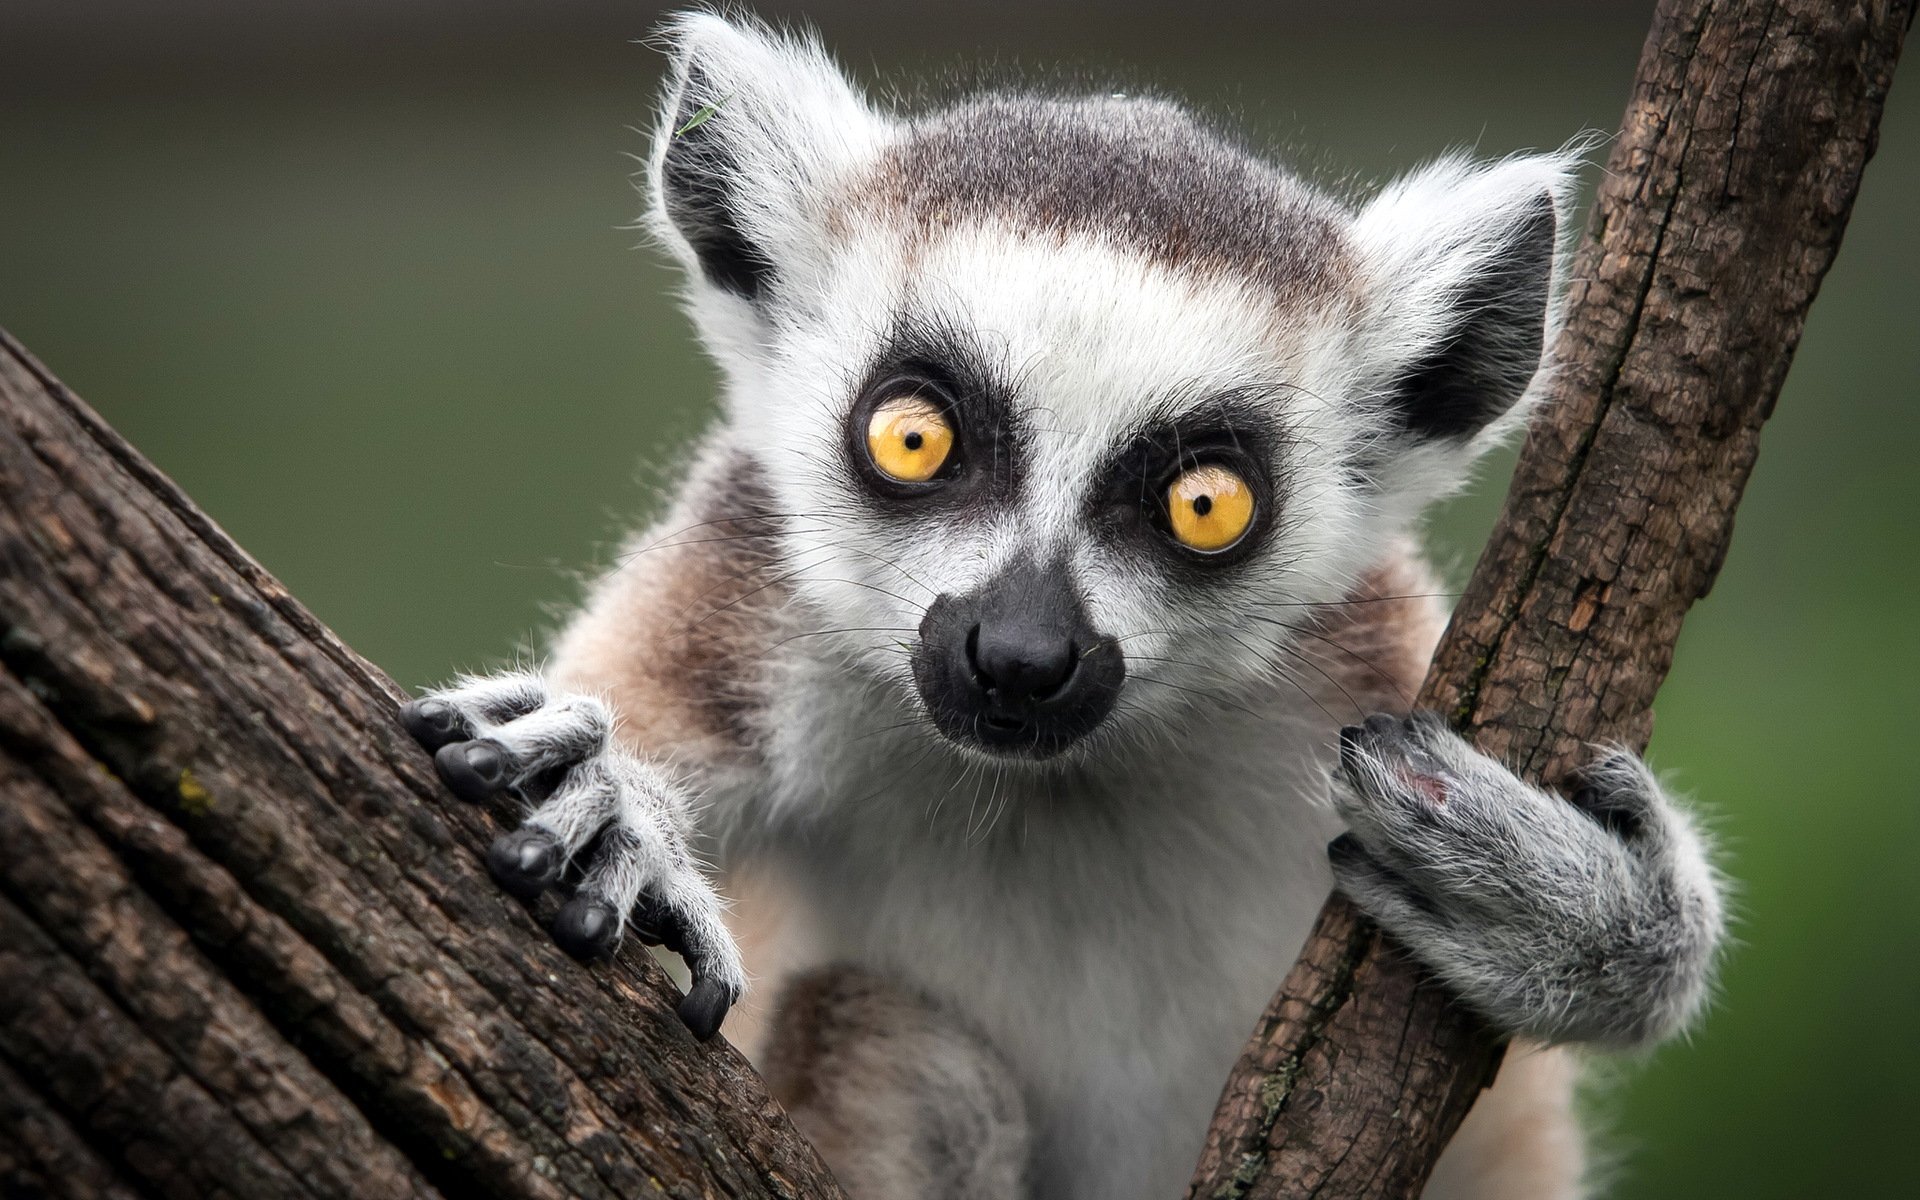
[869,95,1353,300]
[1331,714,1723,1047]
[421,670,747,1001]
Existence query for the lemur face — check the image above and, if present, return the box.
[792,228,1346,760]
[648,15,1570,762]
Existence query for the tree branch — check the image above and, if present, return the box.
[0,331,845,1199]
[1185,1,1913,1196]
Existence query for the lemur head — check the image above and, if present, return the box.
[647,13,1575,763]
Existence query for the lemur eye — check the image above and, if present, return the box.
[1167,464,1255,553]
[865,394,955,483]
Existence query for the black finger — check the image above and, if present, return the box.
[628,893,687,954]
[435,739,515,803]
[1566,778,1648,841]
[401,698,473,752]
[551,897,621,961]
[1328,832,1440,918]
[1337,724,1365,773]
[513,763,569,806]
[487,827,564,899]
[1362,712,1401,740]
[678,975,734,1041]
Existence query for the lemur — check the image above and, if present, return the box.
[399,14,1725,1200]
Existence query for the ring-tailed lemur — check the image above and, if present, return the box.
[400,14,1725,1199]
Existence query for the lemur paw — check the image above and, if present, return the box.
[400,671,744,1040]
[1329,712,1724,1048]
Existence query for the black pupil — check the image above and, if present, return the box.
[903,430,924,451]
[1192,494,1214,517]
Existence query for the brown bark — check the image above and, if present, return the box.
[0,329,847,1198]
[1185,1,1913,1197]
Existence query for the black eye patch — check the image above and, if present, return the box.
[1087,393,1282,568]
[841,315,1024,511]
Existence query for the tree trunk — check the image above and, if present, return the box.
[1184,1,1913,1197]
[0,328,847,1198]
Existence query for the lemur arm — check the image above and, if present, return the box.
[399,438,784,1037]
[542,440,789,790]
[1305,546,1725,1048]
[1330,713,1724,1047]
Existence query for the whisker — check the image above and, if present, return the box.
[843,735,945,812]
[1128,673,1266,722]
[1274,623,1414,706]
[1212,625,1361,727]
[788,539,940,598]
[1247,591,1461,610]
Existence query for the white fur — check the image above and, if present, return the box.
[645,11,897,372]
[1341,147,1589,526]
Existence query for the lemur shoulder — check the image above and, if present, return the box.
[401,14,1725,1200]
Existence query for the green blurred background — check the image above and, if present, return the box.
[3,1,1913,1194]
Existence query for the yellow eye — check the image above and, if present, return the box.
[1167,464,1255,552]
[865,394,955,483]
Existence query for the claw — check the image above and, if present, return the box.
[487,827,564,899]
[401,698,472,752]
[678,975,734,1041]
[436,739,514,803]
[551,897,621,961]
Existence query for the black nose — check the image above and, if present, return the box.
[969,623,1076,706]
[911,556,1126,758]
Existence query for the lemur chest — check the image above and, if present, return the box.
[754,728,1345,1200]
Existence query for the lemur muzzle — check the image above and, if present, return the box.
[911,556,1125,757]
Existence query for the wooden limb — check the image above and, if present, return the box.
[0,330,846,1199]
[0,1052,145,1200]
[1184,1,1914,1197]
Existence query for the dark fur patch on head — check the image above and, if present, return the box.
[840,312,1025,517]
[661,63,777,300]
[867,94,1351,299]
[1387,190,1557,441]
[1087,388,1286,573]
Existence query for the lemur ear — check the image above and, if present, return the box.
[1350,152,1578,451]
[648,12,889,301]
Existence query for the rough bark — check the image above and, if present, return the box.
[0,328,847,1199]
[1185,1,1913,1197]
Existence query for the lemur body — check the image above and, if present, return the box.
[403,15,1724,1199]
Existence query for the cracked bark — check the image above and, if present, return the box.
[0,327,847,1199]
[1184,1,1913,1197]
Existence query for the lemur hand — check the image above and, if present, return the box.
[400,672,744,1040]
[1329,712,1723,1047]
